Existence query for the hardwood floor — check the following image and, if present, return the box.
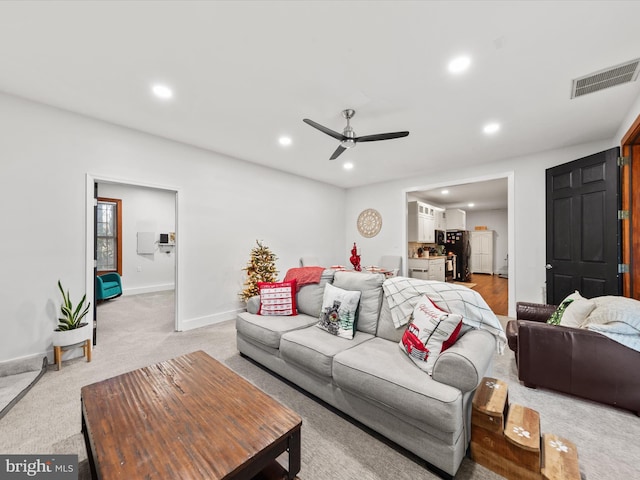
[469,273,508,316]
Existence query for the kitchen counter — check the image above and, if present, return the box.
[408,256,446,282]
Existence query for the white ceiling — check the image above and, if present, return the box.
[1,1,639,190]
[414,178,509,211]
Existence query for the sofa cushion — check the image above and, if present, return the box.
[399,296,463,375]
[317,283,361,339]
[376,297,405,342]
[333,271,385,335]
[258,280,297,316]
[554,291,595,328]
[547,290,596,326]
[297,269,335,317]
[547,298,574,325]
[333,337,463,436]
[236,312,317,350]
[280,326,374,378]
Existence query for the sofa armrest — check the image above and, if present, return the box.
[246,296,260,314]
[432,329,496,393]
[516,301,556,322]
[517,320,640,401]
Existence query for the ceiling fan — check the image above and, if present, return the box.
[303,109,409,160]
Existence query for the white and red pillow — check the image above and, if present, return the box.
[258,280,297,316]
[399,295,463,374]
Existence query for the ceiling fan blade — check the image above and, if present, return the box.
[330,145,347,160]
[354,131,410,143]
[303,118,345,141]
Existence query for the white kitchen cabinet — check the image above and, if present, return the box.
[434,208,446,231]
[408,201,435,243]
[408,257,445,281]
[444,208,466,231]
[428,257,446,282]
[470,230,494,274]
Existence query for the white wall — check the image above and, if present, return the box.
[466,209,508,274]
[345,140,616,316]
[616,93,640,141]
[98,183,176,295]
[0,92,346,363]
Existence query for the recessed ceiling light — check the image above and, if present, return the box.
[152,84,173,99]
[448,55,471,74]
[343,162,354,170]
[483,122,501,135]
[278,136,292,146]
[468,203,475,208]
[441,189,449,195]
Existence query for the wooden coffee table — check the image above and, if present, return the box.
[81,350,302,479]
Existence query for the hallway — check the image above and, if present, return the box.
[470,273,509,316]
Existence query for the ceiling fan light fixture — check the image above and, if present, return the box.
[340,138,356,149]
[303,109,409,160]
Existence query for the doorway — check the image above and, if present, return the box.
[405,173,514,316]
[85,174,180,344]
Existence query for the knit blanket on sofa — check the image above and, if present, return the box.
[283,267,325,291]
[582,296,640,353]
[382,277,507,354]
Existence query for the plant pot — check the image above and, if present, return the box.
[52,322,91,347]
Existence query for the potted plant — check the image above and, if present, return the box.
[52,280,92,348]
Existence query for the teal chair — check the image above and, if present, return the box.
[96,273,122,301]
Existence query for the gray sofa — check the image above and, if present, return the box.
[236,270,496,478]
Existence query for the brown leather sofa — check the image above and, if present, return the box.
[506,301,640,415]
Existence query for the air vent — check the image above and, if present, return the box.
[571,58,640,98]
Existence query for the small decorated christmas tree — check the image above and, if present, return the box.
[240,240,278,301]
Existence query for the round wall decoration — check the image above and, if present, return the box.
[357,208,382,238]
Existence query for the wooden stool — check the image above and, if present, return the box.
[471,377,580,480]
[541,434,580,480]
[504,404,541,473]
[472,377,508,433]
[53,339,92,371]
[472,379,542,480]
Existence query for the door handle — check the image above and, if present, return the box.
[545,264,553,270]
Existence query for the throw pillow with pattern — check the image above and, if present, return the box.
[547,298,574,325]
[258,280,297,316]
[399,295,463,375]
[316,283,361,339]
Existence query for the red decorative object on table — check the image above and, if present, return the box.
[350,242,361,271]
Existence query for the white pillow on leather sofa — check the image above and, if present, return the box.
[558,291,596,328]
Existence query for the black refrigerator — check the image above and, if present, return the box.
[445,230,471,282]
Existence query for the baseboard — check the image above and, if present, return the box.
[180,308,243,331]
[122,284,175,296]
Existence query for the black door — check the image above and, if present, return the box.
[545,147,621,304]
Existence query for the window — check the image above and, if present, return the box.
[97,197,122,276]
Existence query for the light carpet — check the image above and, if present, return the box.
[0,291,637,479]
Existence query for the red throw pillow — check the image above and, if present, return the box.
[258,280,297,316]
[399,295,463,374]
